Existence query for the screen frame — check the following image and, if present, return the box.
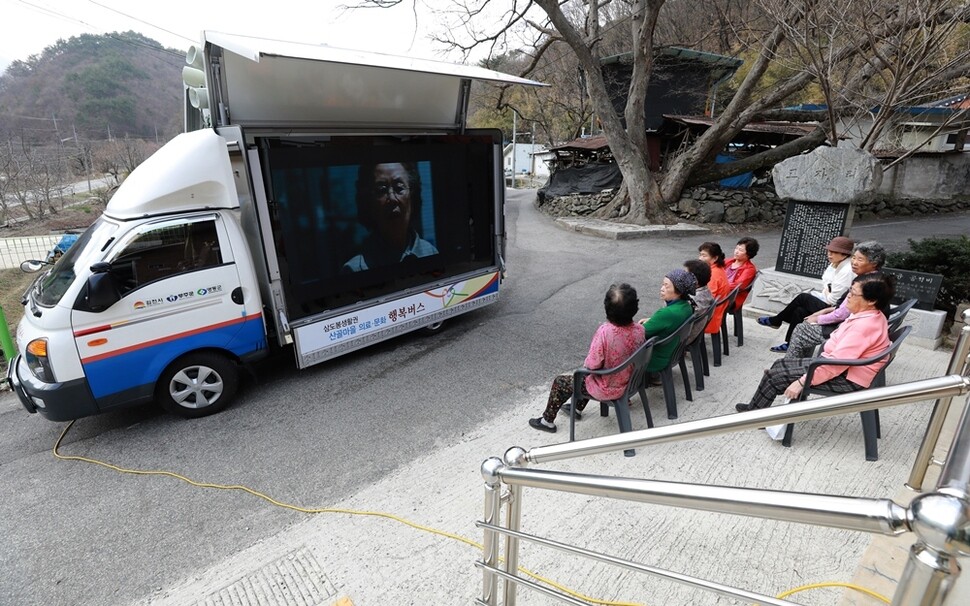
[253,129,504,326]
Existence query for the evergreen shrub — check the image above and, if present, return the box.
[887,236,970,318]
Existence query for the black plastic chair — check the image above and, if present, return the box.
[644,314,695,420]
[710,285,740,366]
[567,337,657,457]
[781,325,912,461]
[888,298,918,333]
[684,302,719,392]
[723,271,759,348]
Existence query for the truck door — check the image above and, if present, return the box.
[70,215,256,411]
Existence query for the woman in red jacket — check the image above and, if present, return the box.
[698,242,729,336]
[725,237,759,309]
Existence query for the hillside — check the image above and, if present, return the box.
[0,31,184,145]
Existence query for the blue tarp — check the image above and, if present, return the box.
[47,233,79,262]
[716,154,753,189]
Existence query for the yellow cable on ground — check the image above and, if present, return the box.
[52,421,891,605]
[776,581,890,603]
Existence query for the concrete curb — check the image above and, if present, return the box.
[554,217,710,239]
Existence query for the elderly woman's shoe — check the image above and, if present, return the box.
[561,403,582,419]
[757,316,777,328]
[529,418,557,433]
[770,343,789,353]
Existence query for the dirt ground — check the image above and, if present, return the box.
[1,203,102,238]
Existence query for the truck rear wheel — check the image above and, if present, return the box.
[423,320,445,334]
[156,352,238,418]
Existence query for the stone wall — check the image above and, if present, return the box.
[534,190,618,217]
[535,185,970,225]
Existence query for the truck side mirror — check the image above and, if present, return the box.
[79,264,121,312]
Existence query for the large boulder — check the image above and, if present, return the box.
[773,147,882,203]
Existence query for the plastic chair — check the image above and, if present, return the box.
[710,285,740,365]
[888,298,918,333]
[723,271,759,348]
[781,325,912,461]
[567,337,657,457]
[684,302,719,392]
[644,314,695,420]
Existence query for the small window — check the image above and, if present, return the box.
[111,220,222,296]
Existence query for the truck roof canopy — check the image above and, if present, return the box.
[107,130,237,220]
[198,31,544,130]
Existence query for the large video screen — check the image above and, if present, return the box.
[260,132,501,321]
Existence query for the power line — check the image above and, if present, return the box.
[88,0,196,47]
[14,0,186,66]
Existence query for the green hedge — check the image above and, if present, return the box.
[887,236,970,317]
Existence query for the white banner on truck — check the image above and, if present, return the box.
[292,272,499,368]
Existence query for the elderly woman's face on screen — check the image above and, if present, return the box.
[369,163,412,240]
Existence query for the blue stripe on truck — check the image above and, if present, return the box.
[83,315,266,399]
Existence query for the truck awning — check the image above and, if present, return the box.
[199,31,545,130]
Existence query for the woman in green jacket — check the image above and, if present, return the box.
[640,269,696,373]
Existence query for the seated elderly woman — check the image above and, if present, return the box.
[529,283,645,433]
[735,273,895,412]
[639,268,697,381]
[757,236,855,352]
[784,240,887,360]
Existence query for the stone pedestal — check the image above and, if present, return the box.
[748,268,821,315]
[746,269,946,350]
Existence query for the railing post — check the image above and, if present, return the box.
[891,544,960,606]
[893,382,970,606]
[502,447,528,606]
[480,457,504,606]
[907,309,970,491]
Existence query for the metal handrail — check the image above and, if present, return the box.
[479,311,970,606]
[523,375,969,466]
[474,524,799,606]
[907,311,970,489]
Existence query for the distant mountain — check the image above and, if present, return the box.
[0,31,184,145]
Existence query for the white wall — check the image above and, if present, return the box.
[504,143,549,177]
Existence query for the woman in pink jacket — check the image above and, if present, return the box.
[735,274,894,412]
[530,283,645,432]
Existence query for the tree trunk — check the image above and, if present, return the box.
[684,126,829,187]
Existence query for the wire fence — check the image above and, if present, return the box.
[0,236,62,270]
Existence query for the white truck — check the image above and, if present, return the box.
[7,32,540,421]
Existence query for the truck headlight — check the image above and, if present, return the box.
[25,338,55,383]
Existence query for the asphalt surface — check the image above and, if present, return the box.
[2,190,969,605]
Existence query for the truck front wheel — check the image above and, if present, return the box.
[156,352,239,418]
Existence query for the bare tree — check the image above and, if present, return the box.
[0,141,16,223]
[90,137,160,186]
[352,0,970,224]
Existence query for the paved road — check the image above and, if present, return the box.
[1,190,968,605]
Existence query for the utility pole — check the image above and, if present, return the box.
[511,110,517,189]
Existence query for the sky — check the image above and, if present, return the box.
[0,0,466,71]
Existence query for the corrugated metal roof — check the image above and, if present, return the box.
[548,135,610,152]
[665,115,818,137]
[601,46,742,68]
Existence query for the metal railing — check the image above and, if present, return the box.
[478,311,970,605]
[0,235,60,269]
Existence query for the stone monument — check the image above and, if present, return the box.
[751,146,946,348]
[752,146,882,312]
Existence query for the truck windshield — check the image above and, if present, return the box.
[35,218,119,307]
